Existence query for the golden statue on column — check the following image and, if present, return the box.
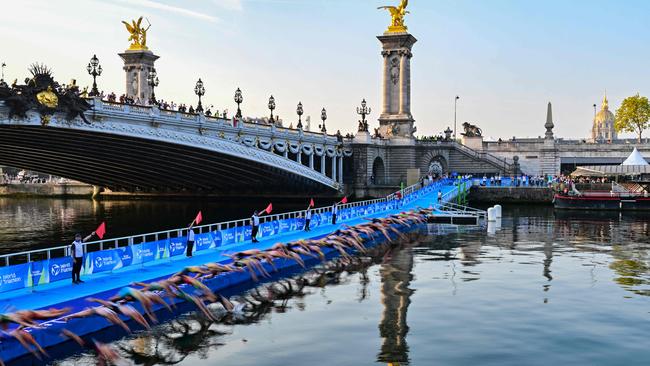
[122,16,151,51]
[378,0,409,33]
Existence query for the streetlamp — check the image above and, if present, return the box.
[454,95,460,141]
[86,54,102,97]
[234,88,243,119]
[320,108,327,133]
[194,78,205,113]
[147,68,159,105]
[296,102,304,129]
[356,98,371,132]
[268,95,276,124]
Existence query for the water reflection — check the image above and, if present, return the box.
[42,207,650,365]
[377,243,414,365]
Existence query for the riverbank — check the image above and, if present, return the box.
[468,186,554,203]
[0,183,94,197]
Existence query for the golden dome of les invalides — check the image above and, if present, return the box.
[591,93,617,142]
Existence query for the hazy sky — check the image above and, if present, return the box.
[1,0,649,139]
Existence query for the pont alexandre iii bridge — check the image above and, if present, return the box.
[0,97,512,197]
[0,25,517,198]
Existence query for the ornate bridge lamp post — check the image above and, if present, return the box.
[296,102,304,129]
[194,78,205,113]
[268,95,276,124]
[147,68,159,105]
[320,108,328,133]
[86,54,103,97]
[356,98,371,132]
[454,95,460,141]
[234,88,243,119]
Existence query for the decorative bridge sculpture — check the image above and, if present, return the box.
[0,94,350,194]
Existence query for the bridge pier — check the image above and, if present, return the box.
[92,185,102,199]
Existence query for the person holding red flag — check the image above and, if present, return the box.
[251,204,270,243]
[304,199,313,232]
[186,211,202,257]
[70,229,98,285]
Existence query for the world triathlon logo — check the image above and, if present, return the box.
[94,256,103,268]
[51,264,60,276]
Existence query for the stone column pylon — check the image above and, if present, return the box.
[119,49,159,102]
[377,31,417,142]
[382,51,391,115]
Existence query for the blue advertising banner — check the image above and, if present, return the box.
[47,256,74,283]
[220,228,236,246]
[212,230,223,248]
[278,219,292,234]
[260,222,275,238]
[272,220,280,234]
[157,239,170,259]
[0,262,31,293]
[117,246,134,268]
[236,226,252,242]
[169,237,187,257]
[296,217,306,230]
[195,233,214,252]
[311,214,321,228]
[29,260,45,286]
[85,249,120,274]
[134,241,157,264]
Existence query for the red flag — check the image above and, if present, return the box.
[194,211,203,225]
[340,196,348,204]
[95,222,106,239]
[309,198,315,208]
[264,203,273,214]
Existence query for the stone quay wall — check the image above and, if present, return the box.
[0,183,94,197]
[468,186,554,203]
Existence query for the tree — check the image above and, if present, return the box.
[615,94,650,143]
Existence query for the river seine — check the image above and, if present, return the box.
[37,202,650,365]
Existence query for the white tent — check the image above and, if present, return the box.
[622,148,649,166]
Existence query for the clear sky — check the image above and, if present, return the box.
[1,0,649,139]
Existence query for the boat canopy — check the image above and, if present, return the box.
[571,149,650,177]
[622,148,649,166]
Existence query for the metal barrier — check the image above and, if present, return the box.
[0,195,402,267]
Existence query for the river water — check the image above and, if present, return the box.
[4,200,650,365]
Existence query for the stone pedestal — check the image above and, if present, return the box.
[118,50,159,101]
[354,130,372,144]
[462,136,484,150]
[377,32,417,140]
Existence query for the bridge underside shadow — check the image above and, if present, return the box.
[0,126,336,196]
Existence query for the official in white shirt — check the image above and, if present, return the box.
[304,208,312,232]
[332,202,339,225]
[251,211,260,243]
[70,231,96,284]
[186,225,196,257]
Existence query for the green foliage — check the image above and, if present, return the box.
[615,94,650,142]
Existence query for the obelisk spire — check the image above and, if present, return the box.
[544,102,554,139]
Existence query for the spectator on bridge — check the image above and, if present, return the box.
[251,211,260,243]
[304,208,312,232]
[205,108,212,117]
[438,190,442,203]
[332,202,339,225]
[188,105,195,114]
[70,231,96,284]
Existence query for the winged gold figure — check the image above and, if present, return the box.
[122,16,151,50]
[378,0,409,33]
